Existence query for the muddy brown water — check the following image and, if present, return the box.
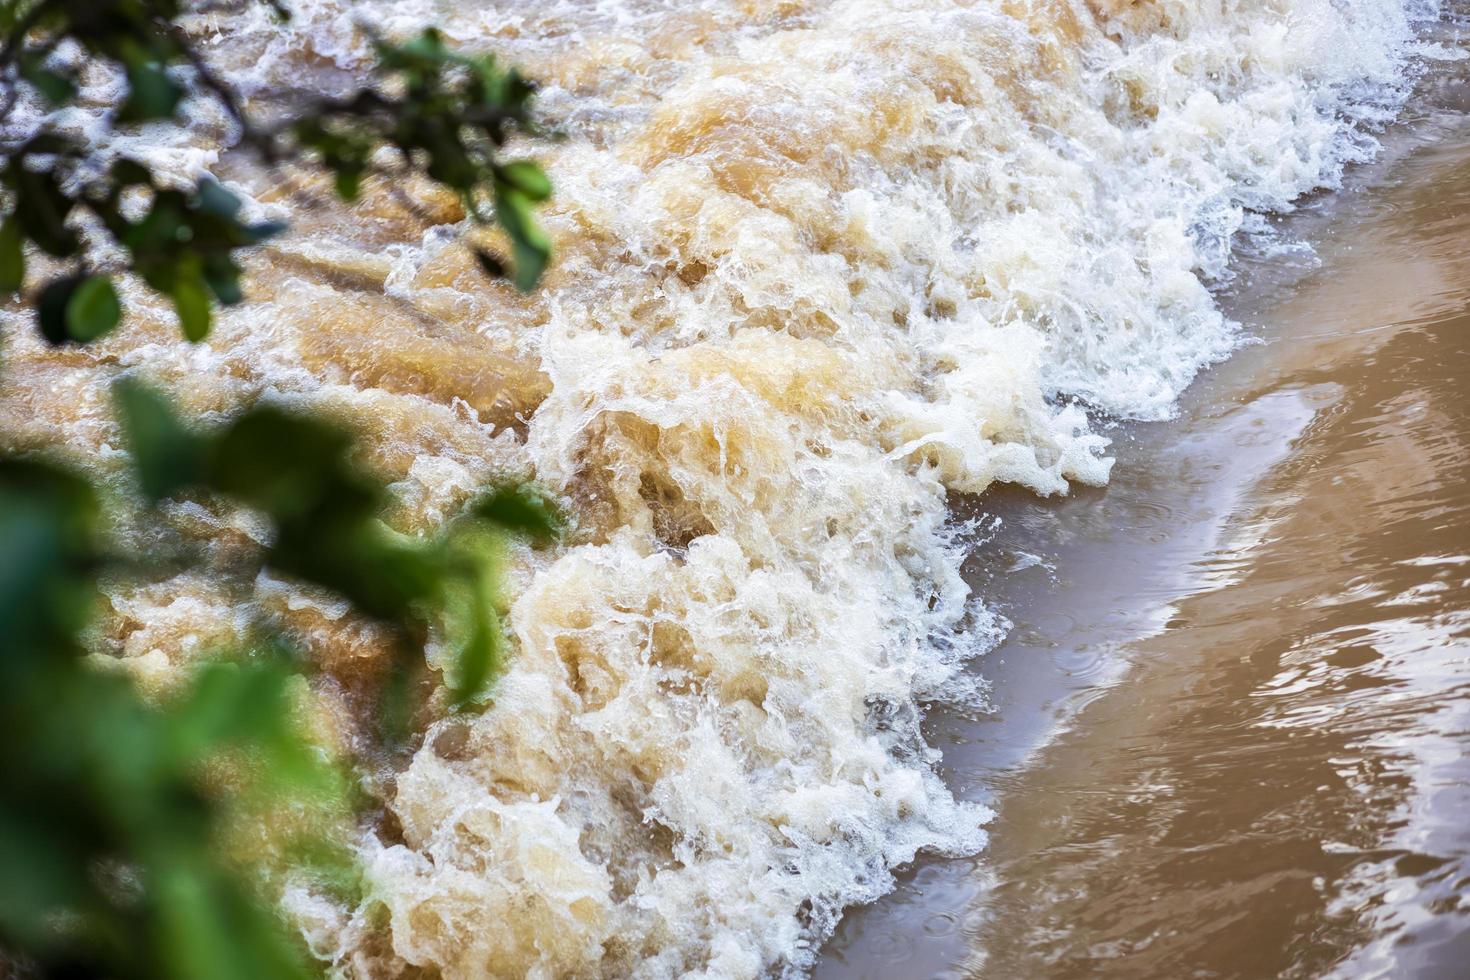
[819,37,1470,980]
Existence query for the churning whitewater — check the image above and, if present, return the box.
[0,0,1439,976]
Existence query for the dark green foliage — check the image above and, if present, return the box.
[0,382,564,977]
[33,272,122,344]
[34,273,82,344]
[0,458,336,980]
[0,5,562,973]
[473,483,563,544]
[1,0,552,341]
[291,26,552,291]
[111,376,206,497]
[65,274,123,340]
[1,147,82,259]
[3,0,192,121]
[0,135,287,342]
[115,379,556,707]
[98,171,287,340]
[0,461,99,658]
[0,216,24,292]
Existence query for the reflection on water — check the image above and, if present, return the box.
[820,40,1470,980]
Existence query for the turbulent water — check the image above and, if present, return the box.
[0,1,1447,976]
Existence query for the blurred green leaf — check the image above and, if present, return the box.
[473,484,562,542]
[0,6,565,971]
[172,266,212,341]
[196,180,242,219]
[0,812,90,948]
[241,218,288,246]
[499,161,551,202]
[66,274,122,342]
[36,274,81,345]
[18,55,75,105]
[203,256,244,305]
[0,460,99,658]
[114,378,206,501]
[446,563,501,710]
[333,168,361,201]
[118,56,184,122]
[494,186,551,292]
[206,408,359,517]
[0,450,344,979]
[112,158,153,187]
[9,166,80,258]
[0,217,24,294]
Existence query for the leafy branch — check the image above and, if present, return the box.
[0,0,553,343]
[0,384,562,978]
[0,3,564,974]
[115,379,562,714]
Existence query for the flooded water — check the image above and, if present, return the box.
[2,0,1465,976]
[820,27,1470,980]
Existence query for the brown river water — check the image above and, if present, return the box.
[3,1,1468,977]
[821,31,1470,980]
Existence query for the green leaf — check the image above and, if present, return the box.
[18,132,78,157]
[0,812,91,940]
[12,169,79,258]
[112,159,153,186]
[333,168,362,201]
[472,485,561,542]
[510,238,550,292]
[498,161,551,202]
[64,275,121,342]
[0,218,23,294]
[0,459,100,659]
[449,574,500,709]
[154,865,252,980]
[195,180,241,218]
[493,188,551,292]
[19,64,75,105]
[171,270,212,342]
[206,409,357,516]
[119,59,184,122]
[240,219,287,246]
[36,275,80,345]
[126,191,189,254]
[202,258,243,306]
[113,378,206,501]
